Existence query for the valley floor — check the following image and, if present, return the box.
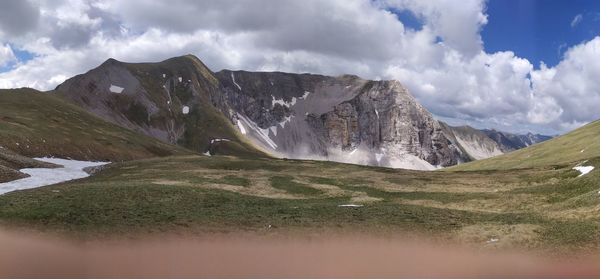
[1,155,600,252]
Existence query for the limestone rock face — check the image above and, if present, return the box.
[215,71,463,169]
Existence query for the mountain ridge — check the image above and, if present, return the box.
[48,54,550,170]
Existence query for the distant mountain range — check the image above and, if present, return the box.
[0,55,551,170]
[481,129,553,152]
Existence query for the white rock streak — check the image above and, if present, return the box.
[231,72,242,90]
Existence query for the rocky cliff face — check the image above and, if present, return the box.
[54,55,546,170]
[215,70,462,169]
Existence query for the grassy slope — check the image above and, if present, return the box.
[450,120,600,171]
[0,88,191,162]
[1,154,599,250]
[122,56,267,158]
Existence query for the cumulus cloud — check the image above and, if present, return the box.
[0,44,16,67]
[530,37,600,131]
[0,0,40,38]
[0,0,597,135]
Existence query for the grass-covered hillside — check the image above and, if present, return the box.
[1,154,600,251]
[450,120,600,171]
[55,55,267,158]
[0,88,191,163]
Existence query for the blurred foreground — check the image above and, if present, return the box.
[2,229,600,279]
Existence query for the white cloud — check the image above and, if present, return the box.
[381,0,488,57]
[0,0,598,135]
[571,14,583,28]
[530,37,600,130]
[0,44,16,67]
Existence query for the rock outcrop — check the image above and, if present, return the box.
[215,70,462,169]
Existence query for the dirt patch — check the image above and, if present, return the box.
[153,177,303,200]
[151,179,187,186]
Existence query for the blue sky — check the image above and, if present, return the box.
[482,0,600,68]
[389,0,600,68]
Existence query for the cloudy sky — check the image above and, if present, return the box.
[0,0,599,135]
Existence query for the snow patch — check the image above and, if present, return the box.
[573,165,594,177]
[210,138,231,144]
[375,109,379,119]
[272,96,297,108]
[279,116,293,128]
[0,158,109,195]
[182,106,190,114]
[338,204,363,208]
[109,85,124,94]
[178,77,183,83]
[231,72,242,90]
[375,153,384,163]
[270,126,278,137]
[300,91,311,99]
[162,73,166,78]
[203,151,211,156]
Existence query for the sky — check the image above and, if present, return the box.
[0,0,599,135]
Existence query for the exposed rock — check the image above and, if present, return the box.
[440,124,503,161]
[54,55,549,170]
[482,129,553,152]
[216,71,463,169]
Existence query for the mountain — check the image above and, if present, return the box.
[451,120,600,171]
[214,70,466,169]
[55,56,266,158]
[0,88,191,181]
[482,129,553,152]
[52,55,547,170]
[54,56,474,170]
[439,124,503,160]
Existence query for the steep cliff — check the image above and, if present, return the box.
[215,70,463,169]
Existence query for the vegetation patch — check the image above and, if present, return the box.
[270,176,324,196]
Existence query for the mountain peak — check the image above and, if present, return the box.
[101,58,122,66]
